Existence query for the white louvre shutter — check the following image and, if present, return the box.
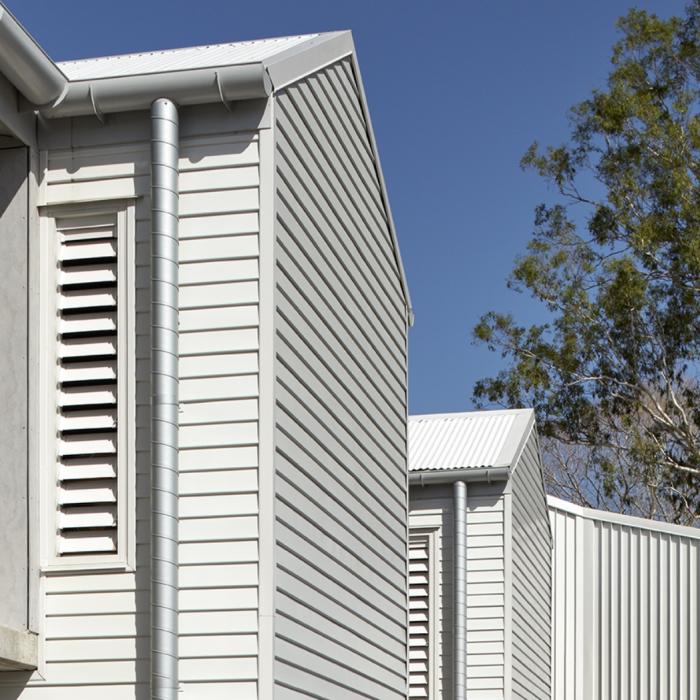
[409,534,431,698]
[55,214,119,555]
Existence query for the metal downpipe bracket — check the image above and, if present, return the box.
[150,97,179,700]
[454,480,468,700]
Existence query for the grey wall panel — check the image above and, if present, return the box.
[511,435,552,699]
[550,497,700,700]
[273,57,408,698]
[0,146,29,632]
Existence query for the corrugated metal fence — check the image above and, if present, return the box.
[549,496,699,700]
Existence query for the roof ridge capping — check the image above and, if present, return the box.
[410,407,533,421]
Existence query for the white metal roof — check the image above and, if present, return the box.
[408,409,534,472]
[58,34,321,81]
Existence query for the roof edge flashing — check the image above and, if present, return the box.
[409,467,511,486]
[0,4,67,106]
[42,63,272,119]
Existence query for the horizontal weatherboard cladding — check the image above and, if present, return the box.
[273,56,408,698]
[0,117,262,699]
[410,483,508,699]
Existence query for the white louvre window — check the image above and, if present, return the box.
[409,533,431,698]
[42,203,134,568]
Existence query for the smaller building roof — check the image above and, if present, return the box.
[408,409,534,472]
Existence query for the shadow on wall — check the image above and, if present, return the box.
[0,145,31,647]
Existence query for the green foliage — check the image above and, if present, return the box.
[473,3,700,524]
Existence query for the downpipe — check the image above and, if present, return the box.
[150,98,179,700]
[454,480,468,700]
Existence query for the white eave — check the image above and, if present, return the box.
[0,5,412,314]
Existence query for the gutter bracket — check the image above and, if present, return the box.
[214,71,235,113]
[88,85,105,124]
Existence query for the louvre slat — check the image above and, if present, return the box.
[59,288,117,310]
[409,644,428,656]
[409,612,429,623]
[59,240,117,261]
[58,432,117,457]
[59,409,117,432]
[59,225,115,241]
[409,585,429,598]
[59,336,118,359]
[59,505,117,529]
[59,312,117,335]
[58,530,117,554]
[60,263,117,286]
[409,534,431,698]
[59,360,117,383]
[58,479,117,505]
[58,455,117,480]
[54,213,121,556]
[58,215,116,237]
[59,385,117,407]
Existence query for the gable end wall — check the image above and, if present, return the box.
[510,432,552,699]
[271,56,409,698]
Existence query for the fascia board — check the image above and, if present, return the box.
[265,30,413,319]
[347,43,413,320]
[264,31,353,92]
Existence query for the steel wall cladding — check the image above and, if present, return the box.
[549,496,700,700]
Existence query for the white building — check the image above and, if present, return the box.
[549,495,700,700]
[408,408,700,700]
[408,410,552,700]
[0,6,411,699]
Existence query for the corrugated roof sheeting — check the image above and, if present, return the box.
[58,34,319,80]
[408,409,532,471]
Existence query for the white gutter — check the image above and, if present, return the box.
[42,63,272,119]
[408,467,510,486]
[0,3,272,117]
[0,4,67,106]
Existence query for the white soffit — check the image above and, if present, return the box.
[408,409,534,472]
[58,34,320,80]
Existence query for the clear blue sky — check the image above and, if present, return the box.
[9,0,687,414]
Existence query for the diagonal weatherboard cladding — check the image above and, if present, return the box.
[272,56,409,698]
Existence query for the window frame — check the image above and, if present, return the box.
[39,199,136,572]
